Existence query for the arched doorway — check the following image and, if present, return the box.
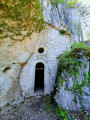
[34,62,44,92]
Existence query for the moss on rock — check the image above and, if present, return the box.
[0,0,44,38]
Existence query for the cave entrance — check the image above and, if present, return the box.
[34,63,44,92]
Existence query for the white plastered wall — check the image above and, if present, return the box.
[20,26,71,97]
[20,52,50,97]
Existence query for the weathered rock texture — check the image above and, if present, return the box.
[41,0,90,41]
[0,25,71,107]
[0,31,36,106]
[79,0,90,41]
[19,26,70,97]
[84,41,90,47]
[41,0,81,42]
[54,49,90,111]
[0,0,89,107]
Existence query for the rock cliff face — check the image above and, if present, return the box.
[0,32,37,106]
[41,0,90,41]
[41,0,81,42]
[0,0,89,107]
[79,0,90,41]
[54,49,90,111]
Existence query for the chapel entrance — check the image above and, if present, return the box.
[34,63,44,92]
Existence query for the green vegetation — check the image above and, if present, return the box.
[0,0,44,39]
[71,42,90,52]
[10,36,23,41]
[72,71,90,105]
[0,34,8,38]
[84,71,90,88]
[57,42,90,59]
[56,105,68,119]
[49,42,90,119]
[45,98,69,119]
[45,99,55,112]
[55,42,90,105]
[0,29,3,34]
[59,29,67,35]
[86,29,90,40]
[45,96,90,120]
[6,103,10,106]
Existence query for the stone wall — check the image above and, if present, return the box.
[0,25,71,107]
[20,26,71,97]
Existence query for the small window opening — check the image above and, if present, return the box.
[38,48,44,53]
[34,63,44,92]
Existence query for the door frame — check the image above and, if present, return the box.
[34,62,44,91]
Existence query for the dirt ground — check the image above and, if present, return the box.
[0,96,57,120]
[0,95,90,120]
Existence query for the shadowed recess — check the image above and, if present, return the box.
[34,63,44,92]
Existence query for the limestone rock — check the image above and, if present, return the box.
[79,0,90,41]
[0,64,21,107]
[54,50,90,111]
[0,0,89,107]
[41,0,81,42]
[0,32,38,106]
[0,26,71,106]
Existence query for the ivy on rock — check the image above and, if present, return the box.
[53,42,90,106]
